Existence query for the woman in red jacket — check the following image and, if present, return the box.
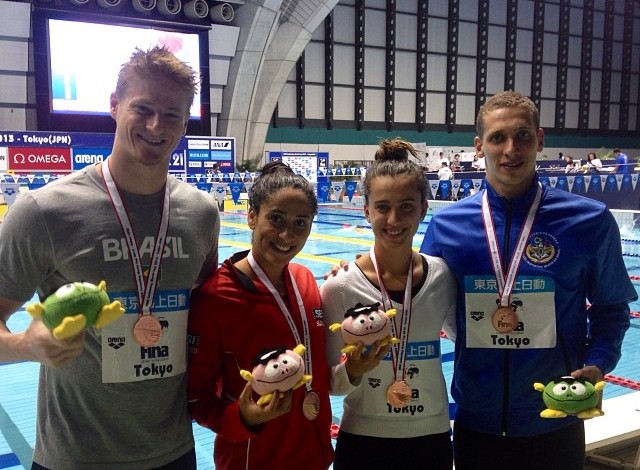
[187,161,334,469]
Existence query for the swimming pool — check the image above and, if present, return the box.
[1,205,639,470]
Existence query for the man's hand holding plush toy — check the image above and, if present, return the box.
[21,280,124,367]
[18,317,84,367]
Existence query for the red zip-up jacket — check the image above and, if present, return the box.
[187,251,334,470]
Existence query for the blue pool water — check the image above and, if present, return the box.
[1,205,639,470]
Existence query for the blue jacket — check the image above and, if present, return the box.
[616,153,630,174]
[421,179,636,437]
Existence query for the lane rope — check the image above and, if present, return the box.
[604,374,640,391]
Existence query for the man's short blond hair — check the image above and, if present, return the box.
[115,46,200,111]
[476,91,540,137]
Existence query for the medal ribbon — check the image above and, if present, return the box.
[247,251,313,392]
[101,161,170,317]
[369,247,413,383]
[481,184,541,308]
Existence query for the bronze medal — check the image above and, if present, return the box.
[303,390,320,420]
[491,306,518,334]
[386,380,412,408]
[133,314,162,347]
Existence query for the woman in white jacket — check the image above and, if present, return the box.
[321,138,456,470]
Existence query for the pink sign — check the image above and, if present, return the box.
[8,148,72,172]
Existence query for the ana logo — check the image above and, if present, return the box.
[525,232,560,267]
[108,337,126,349]
[212,141,231,148]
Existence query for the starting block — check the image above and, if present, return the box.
[585,392,640,469]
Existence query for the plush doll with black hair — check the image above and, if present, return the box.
[240,344,312,406]
[328,302,399,354]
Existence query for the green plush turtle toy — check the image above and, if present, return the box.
[26,281,125,340]
[533,375,605,419]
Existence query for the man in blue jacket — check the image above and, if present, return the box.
[421,91,636,470]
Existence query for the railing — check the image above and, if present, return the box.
[427,200,639,234]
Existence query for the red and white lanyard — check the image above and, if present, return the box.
[481,185,541,308]
[247,251,313,390]
[369,247,413,383]
[101,161,170,317]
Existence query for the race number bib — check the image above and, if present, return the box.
[464,275,557,349]
[363,341,446,418]
[101,290,189,383]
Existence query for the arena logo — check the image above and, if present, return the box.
[368,377,382,389]
[108,337,126,349]
[74,154,104,164]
